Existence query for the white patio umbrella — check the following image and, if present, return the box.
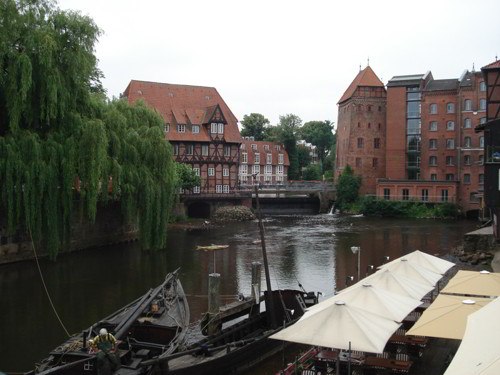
[443,296,500,375]
[441,270,500,297]
[306,282,422,322]
[270,300,401,353]
[406,294,492,340]
[380,250,455,275]
[378,258,443,287]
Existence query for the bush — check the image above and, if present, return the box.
[358,197,460,218]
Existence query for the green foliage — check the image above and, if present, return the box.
[302,164,321,181]
[297,145,312,173]
[0,1,176,258]
[240,113,269,141]
[175,162,201,190]
[299,120,334,171]
[335,165,361,209]
[358,196,460,218]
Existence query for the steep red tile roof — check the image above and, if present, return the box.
[337,66,385,104]
[123,80,243,143]
[482,60,500,69]
[241,140,290,166]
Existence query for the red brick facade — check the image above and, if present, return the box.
[239,140,290,184]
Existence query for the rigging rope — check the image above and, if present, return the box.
[30,227,71,338]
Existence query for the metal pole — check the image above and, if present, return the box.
[348,341,352,375]
[357,250,361,281]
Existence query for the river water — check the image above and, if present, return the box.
[0,214,477,373]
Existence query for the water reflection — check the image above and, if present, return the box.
[0,214,477,372]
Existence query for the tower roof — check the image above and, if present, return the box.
[337,66,385,104]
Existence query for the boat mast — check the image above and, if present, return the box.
[254,184,277,329]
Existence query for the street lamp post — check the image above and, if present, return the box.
[351,246,361,281]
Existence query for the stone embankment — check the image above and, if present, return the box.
[212,206,256,223]
[454,248,494,266]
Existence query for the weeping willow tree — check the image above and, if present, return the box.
[0,0,176,258]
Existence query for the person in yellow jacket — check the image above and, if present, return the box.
[88,328,120,375]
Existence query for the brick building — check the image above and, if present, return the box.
[239,138,289,184]
[124,80,243,196]
[335,66,387,195]
[336,66,487,214]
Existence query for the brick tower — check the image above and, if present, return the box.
[335,66,387,195]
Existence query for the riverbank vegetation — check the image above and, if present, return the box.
[0,0,188,258]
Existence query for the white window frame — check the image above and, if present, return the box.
[275,145,281,151]
[279,154,284,164]
[479,99,486,111]
[276,175,283,182]
[252,165,260,176]
[173,144,179,155]
[267,153,272,164]
[216,185,223,193]
[193,167,200,176]
[446,121,455,131]
[240,164,248,175]
[202,144,209,156]
[480,81,486,92]
[480,136,484,148]
[211,123,218,134]
[464,99,472,111]
[264,165,272,174]
[193,186,200,194]
[264,175,272,182]
[208,168,215,176]
[251,144,257,150]
[223,185,229,193]
[255,153,260,164]
[429,104,437,114]
[177,124,185,133]
[218,123,224,134]
[464,137,472,148]
[446,103,455,113]
[464,118,472,129]
[277,165,284,174]
[186,144,193,155]
[242,152,247,163]
[223,168,229,177]
[264,145,269,151]
[192,125,200,134]
[429,121,438,131]
[224,145,230,157]
[429,156,437,166]
[164,124,169,133]
[446,139,455,149]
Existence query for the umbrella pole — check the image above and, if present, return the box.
[348,341,351,375]
[336,349,340,374]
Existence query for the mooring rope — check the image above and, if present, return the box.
[29,227,71,338]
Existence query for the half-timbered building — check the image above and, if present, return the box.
[123,81,243,198]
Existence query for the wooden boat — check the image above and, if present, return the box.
[30,269,189,375]
[196,244,229,251]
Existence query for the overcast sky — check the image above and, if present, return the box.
[59,0,500,128]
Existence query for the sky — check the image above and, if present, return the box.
[58,0,500,129]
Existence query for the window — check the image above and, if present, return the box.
[208,168,215,176]
[252,165,260,176]
[368,123,371,128]
[357,138,364,148]
[264,175,272,182]
[470,193,480,202]
[431,174,437,181]
[193,186,200,194]
[479,155,484,164]
[446,121,455,131]
[358,122,361,128]
[373,158,378,168]
[202,144,209,156]
[254,153,260,164]
[275,145,281,151]
[447,103,455,113]
[446,139,455,149]
[480,117,487,124]
[251,144,257,150]
[178,187,184,194]
[374,138,380,149]
[479,99,486,110]
[421,189,429,202]
[446,174,454,181]
[480,81,486,92]
[192,125,200,134]
[193,167,200,176]
[464,137,472,148]
[464,174,471,184]
[224,145,230,157]
[367,105,372,111]
[223,168,229,177]
[464,118,472,129]
[429,139,437,150]
[384,189,390,200]
[211,123,218,134]
[278,154,284,164]
[464,99,472,111]
[264,165,272,174]
[429,121,438,131]
[223,185,229,193]
[264,145,269,151]
[479,174,484,184]
[164,124,169,133]
[446,156,454,166]
[177,124,185,133]
[173,144,179,156]
[267,153,272,164]
[429,104,437,114]
[276,175,283,182]
[429,156,437,166]
[480,136,484,147]
[216,185,222,193]
[240,164,247,175]
[242,152,247,163]
[277,165,284,174]
[186,144,193,155]
[240,143,245,150]
[218,123,224,134]
[464,155,472,165]
[402,189,409,201]
[441,190,449,202]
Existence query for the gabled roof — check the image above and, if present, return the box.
[123,80,242,143]
[482,60,500,70]
[337,66,385,104]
